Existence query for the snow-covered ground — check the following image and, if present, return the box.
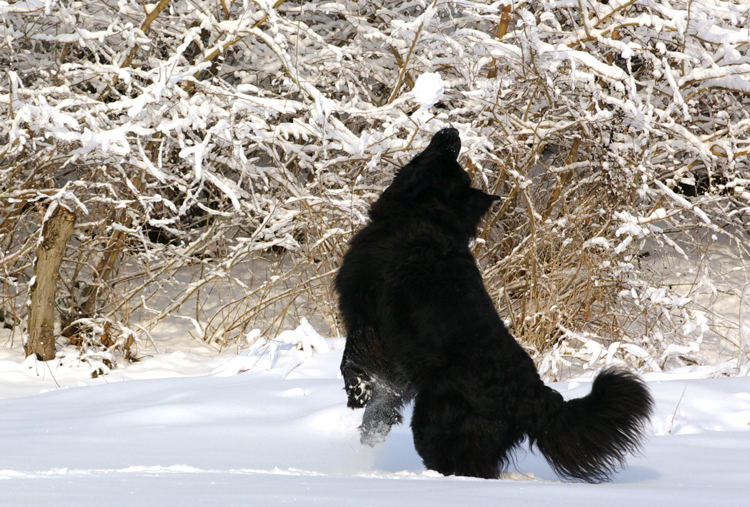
[1,323,749,506]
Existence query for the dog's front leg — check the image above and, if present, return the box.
[341,328,378,409]
[359,382,404,446]
[342,363,373,409]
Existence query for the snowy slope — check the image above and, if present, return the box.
[0,334,749,506]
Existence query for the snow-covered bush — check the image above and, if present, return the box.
[0,0,748,376]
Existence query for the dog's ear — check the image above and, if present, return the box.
[475,190,502,216]
[460,189,501,236]
[464,188,501,215]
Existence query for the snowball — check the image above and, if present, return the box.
[413,72,444,109]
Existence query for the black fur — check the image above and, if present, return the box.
[335,128,653,482]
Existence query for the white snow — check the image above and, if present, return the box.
[1,325,749,506]
[412,72,445,109]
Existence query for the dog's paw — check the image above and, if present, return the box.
[346,376,372,409]
[360,423,388,447]
[360,419,395,447]
[359,407,402,446]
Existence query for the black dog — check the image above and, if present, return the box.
[335,128,653,482]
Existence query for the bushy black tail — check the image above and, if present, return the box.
[531,368,653,483]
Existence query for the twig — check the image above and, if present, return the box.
[668,384,688,434]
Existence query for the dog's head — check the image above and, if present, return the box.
[370,128,501,238]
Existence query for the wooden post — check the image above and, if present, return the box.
[26,206,76,360]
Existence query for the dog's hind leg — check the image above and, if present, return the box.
[411,390,521,479]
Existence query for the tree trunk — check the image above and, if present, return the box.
[26,206,76,360]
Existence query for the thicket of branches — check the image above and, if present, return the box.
[1,0,749,378]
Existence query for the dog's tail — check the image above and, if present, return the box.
[530,368,653,483]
